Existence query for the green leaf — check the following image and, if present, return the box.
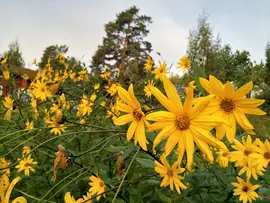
[191,61,206,96]
[135,157,155,168]
[106,145,127,152]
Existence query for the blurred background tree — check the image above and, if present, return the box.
[4,40,25,67]
[90,5,153,87]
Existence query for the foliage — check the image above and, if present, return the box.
[90,5,152,87]
[4,40,25,67]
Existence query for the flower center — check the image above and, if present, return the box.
[242,186,249,192]
[244,150,251,156]
[167,169,174,177]
[222,152,228,157]
[41,87,46,92]
[133,109,143,121]
[175,115,190,130]
[100,181,104,187]
[220,98,235,113]
[264,152,270,159]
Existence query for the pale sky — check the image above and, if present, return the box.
[0,0,270,74]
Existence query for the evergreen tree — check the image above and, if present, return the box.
[4,40,25,67]
[90,6,152,86]
[39,45,69,69]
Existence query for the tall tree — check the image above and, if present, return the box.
[90,6,152,86]
[187,12,222,79]
[4,40,25,67]
[39,45,69,69]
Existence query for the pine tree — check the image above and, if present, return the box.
[90,6,152,86]
[4,40,25,67]
[39,45,69,69]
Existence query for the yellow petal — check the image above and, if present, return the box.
[117,86,136,107]
[184,130,194,171]
[163,77,183,113]
[234,81,253,98]
[128,84,140,109]
[135,120,147,150]
[4,177,21,203]
[114,114,133,125]
[199,77,213,94]
[127,121,137,141]
[150,86,178,114]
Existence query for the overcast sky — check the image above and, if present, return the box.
[1,0,270,74]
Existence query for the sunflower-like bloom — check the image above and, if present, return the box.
[94,83,100,90]
[3,70,10,80]
[114,85,149,150]
[146,77,228,170]
[250,139,270,169]
[232,177,259,203]
[15,155,38,176]
[144,80,155,98]
[77,95,94,117]
[152,60,168,81]
[216,148,231,168]
[88,175,105,201]
[25,120,34,131]
[177,56,190,71]
[155,155,187,194]
[144,56,154,72]
[32,80,52,101]
[199,75,266,142]
[230,135,264,180]
[0,176,27,203]
[3,96,14,120]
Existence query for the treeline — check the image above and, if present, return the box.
[2,6,270,114]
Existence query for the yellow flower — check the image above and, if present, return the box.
[0,176,27,203]
[152,61,168,81]
[22,146,31,156]
[64,192,76,203]
[100,71,111,80]
[0,56,8,64]
[107,83,120,96]
[155,155,187,194]
[69,71,76,82]
[216,148,230,168]
[25,120,34,131]
[3,96,13,120]
[77,95,94,117]
[89,175,105,201]
[100,101,106,107]
[32,80,52,101]
[144,80,155,98]
[31,98,39,118]
[146,76,227,170]
[0,158,11,176]
[177,56,190,71]
[32,58,37,65]
[47,121,66,136]
[144,56,154,72]
[230,135,264,180]
[15,155,38,176]
[232,177,259,203]
[49,83,59,95]
[250,139,270,169]
[199,75,266,142]
[114,84,149,150]
[90,93,97,102]
[3,71,10,80]
[94,83,100,90]
[22,74,29,80]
